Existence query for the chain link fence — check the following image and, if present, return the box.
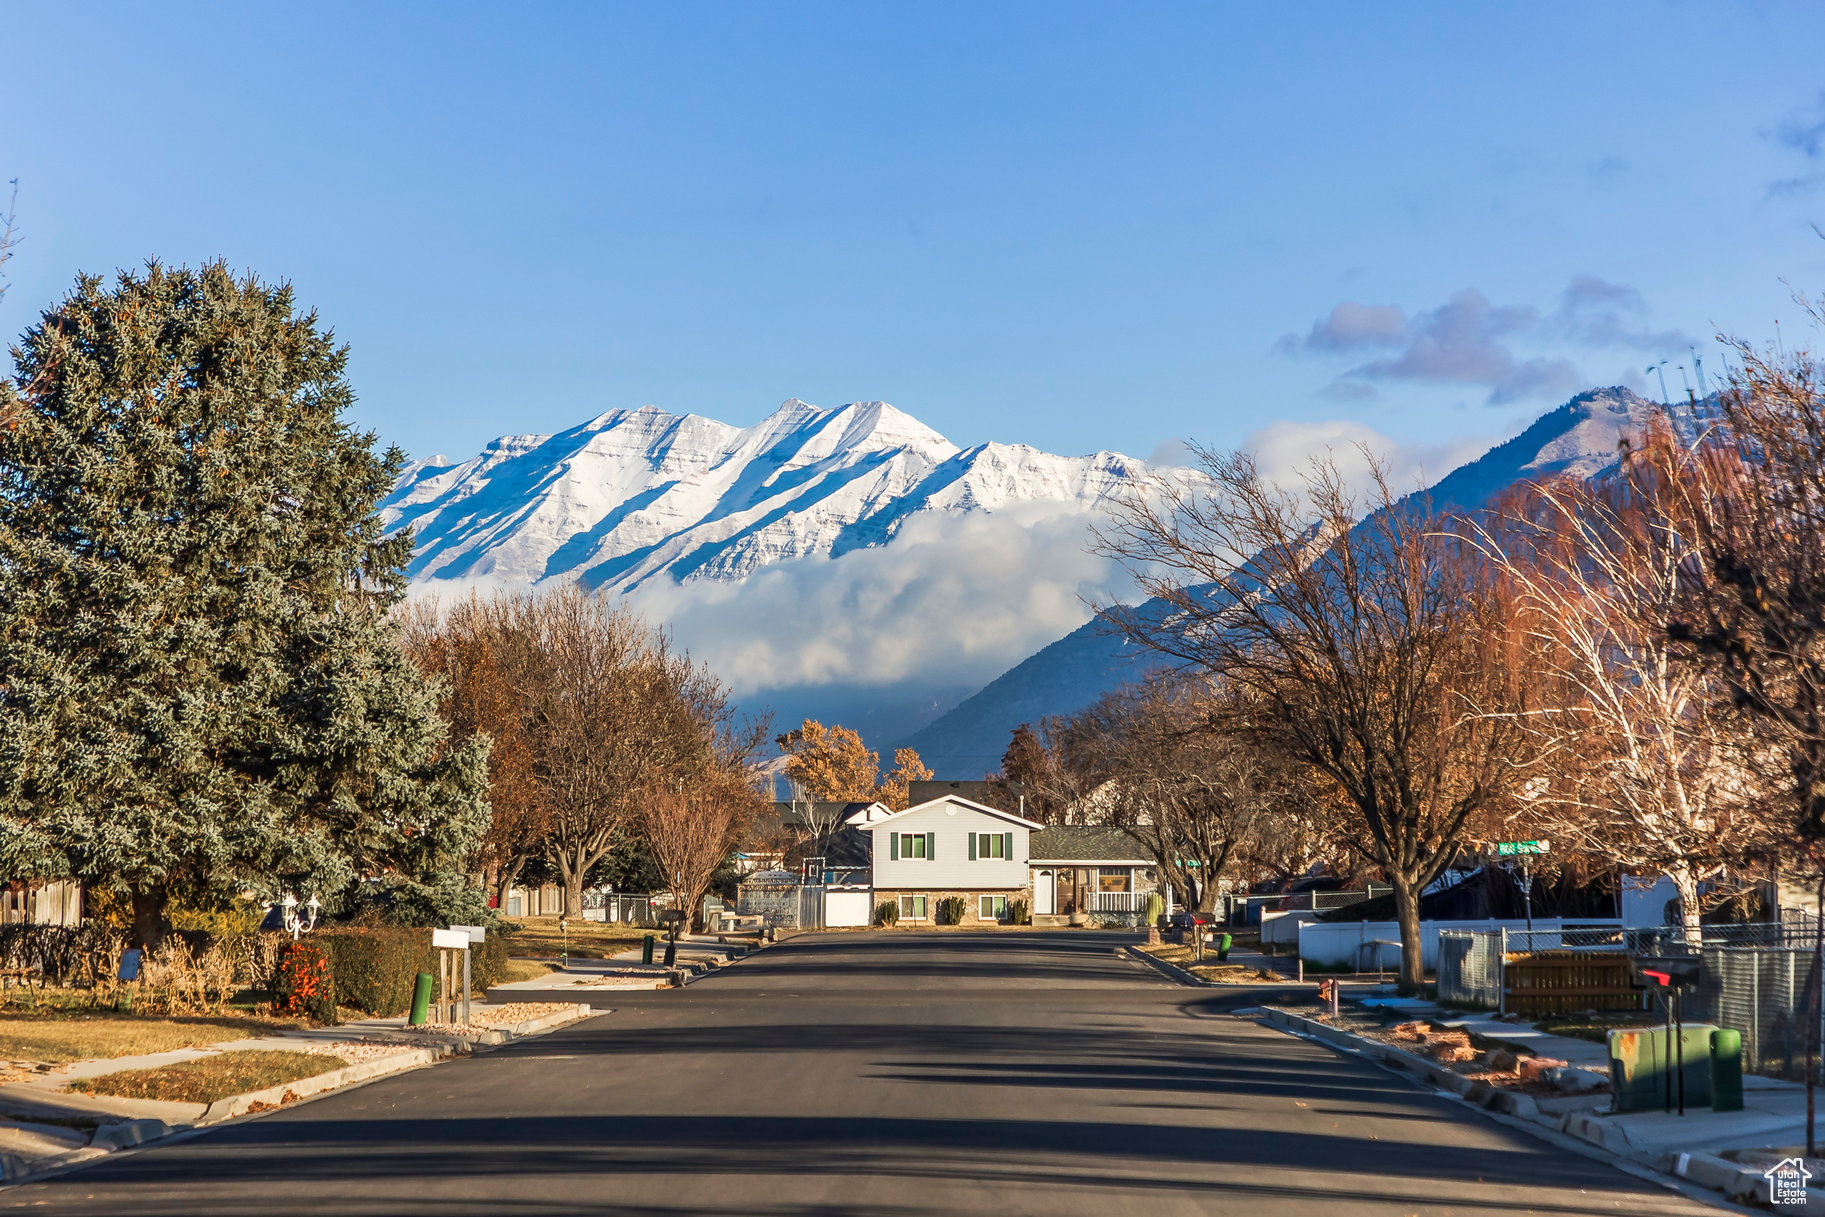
[1437,929,1503,1009]
[1684,946,1820,1082]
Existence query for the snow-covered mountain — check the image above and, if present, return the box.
[384,399,1164,591]
[899,386,1670,776]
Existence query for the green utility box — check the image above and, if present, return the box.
[1608,1024,1719,1112]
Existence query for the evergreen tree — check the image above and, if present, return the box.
[0,262,489,945]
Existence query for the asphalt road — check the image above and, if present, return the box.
[3,931,1726,1216]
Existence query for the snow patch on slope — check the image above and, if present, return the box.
[384,398,1166,595]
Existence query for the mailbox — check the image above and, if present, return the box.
[1630,955,1701,989]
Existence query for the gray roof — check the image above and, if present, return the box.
[908,780,1002,804]
[1029,826,1151,863]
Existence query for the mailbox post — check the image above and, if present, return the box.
[660,908,685,967]
[1630,954,1702,1115]
[450,925,486,1026]
[431,927,472,1025]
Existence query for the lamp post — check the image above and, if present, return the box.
[280,893,321,942]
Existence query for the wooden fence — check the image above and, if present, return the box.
[1502,951,1646,1016]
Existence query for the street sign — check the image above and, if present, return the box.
[1495,840,1550,857]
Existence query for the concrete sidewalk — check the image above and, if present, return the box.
[1270,995,1825,1209]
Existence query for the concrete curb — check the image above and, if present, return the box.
[1256,1006,1782,1211]
[1123,945,1312,991]
[198,1045,446,1123]
[1661,1150,1771,1207]
[0,1001,596,1189]
[1266,1007,1563,1121]
[1121,944,1212,986]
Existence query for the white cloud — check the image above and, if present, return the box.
[1242,418,1495,501]
[626,503,1134,694]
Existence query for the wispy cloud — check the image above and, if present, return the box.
[1767,92,1825,196]
[1276,277,1692,405]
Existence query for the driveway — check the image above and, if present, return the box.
[1,930,1722,1215]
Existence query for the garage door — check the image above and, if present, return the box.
[825,889,873,928]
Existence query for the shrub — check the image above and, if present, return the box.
[272,943,336,1023]
[874,900,900,927]
[315,927,511,1016]
[146,936,241,1015]
[936,895,969,926]
[1005,896,1030,926]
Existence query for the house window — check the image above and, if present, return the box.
[894,832,930,860]
[980,894,1007,921]
[900,895,928,920]
[1098,869,1131,893]
[970,831,1013,860]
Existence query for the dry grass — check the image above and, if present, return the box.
[68,1050,345,1105]
[496,959,559,985]
[0,1013,299,1065]
[500,917,650,960]
[1533,1011,1660,1044]
[1140,944,1282,984]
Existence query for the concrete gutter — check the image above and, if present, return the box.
[1258,1005,1789,1212]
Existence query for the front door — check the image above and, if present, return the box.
[1035,869,1056,916]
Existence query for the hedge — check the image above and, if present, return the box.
[316,928,511,1016]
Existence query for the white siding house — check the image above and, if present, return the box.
[867,796,1042,924]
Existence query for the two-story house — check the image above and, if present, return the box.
[865,795,1042,925]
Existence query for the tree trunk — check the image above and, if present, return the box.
[492,857,526,912]
[560,868,584,919]
[129,885,167,951]
[1668,860,1702,947]
[1391,875,1424,993]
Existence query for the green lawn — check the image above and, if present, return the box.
[69,1050,345,1104]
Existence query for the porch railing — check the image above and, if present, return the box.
[1088,891,1143,912]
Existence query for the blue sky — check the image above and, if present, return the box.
[4,2,1824,471]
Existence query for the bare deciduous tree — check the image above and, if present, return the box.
[1074,676,1279,913]
[1469,444,1763,942]
[1097,447,1533,988]
[644,772,766,930]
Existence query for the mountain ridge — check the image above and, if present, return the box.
[384,398,1170,593]
[898,386,1667,777]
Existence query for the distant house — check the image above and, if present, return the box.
[865,796,1042,925]
[1029,826,1160,923]
[860,796,1167,927]
[742,799,886,879]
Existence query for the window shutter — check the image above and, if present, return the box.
[969,834,977,861]
[890,833,899,861]
[926,831,936,860]
[1004,832,1013,861]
